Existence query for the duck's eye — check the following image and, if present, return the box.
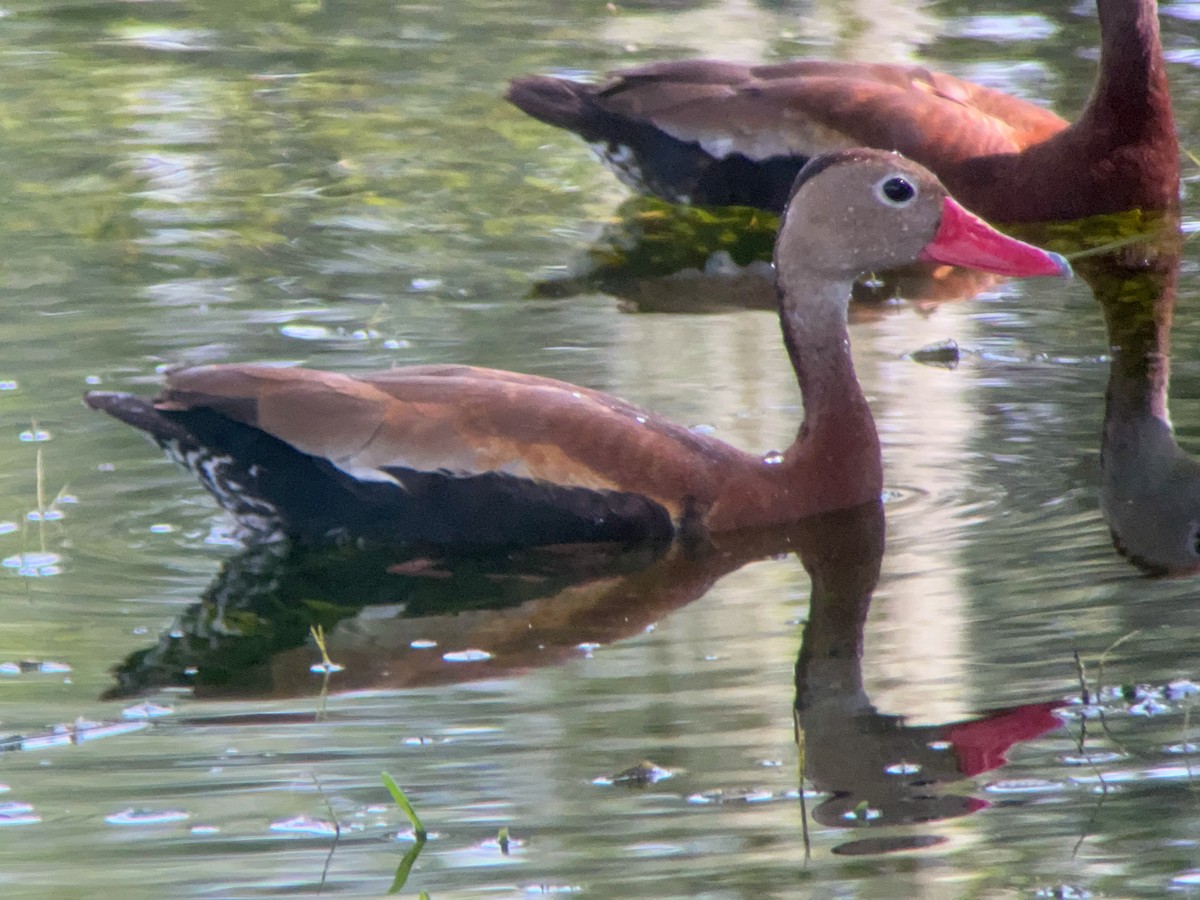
[874,175,917,207]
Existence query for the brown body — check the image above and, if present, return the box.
[507,0,1178,222]
[156,362,879,531]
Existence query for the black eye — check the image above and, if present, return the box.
[875,175,917,206]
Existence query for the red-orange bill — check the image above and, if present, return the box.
[918,197,1071,278]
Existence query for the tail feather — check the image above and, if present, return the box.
[83,391,199,449]
[506,76,603,138]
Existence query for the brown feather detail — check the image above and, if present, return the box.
[158,366,395,474]
[586,60,1066,162]
[637,73,1049,165]
[153,364,760,519]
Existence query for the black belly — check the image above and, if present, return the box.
[154,405,676,548]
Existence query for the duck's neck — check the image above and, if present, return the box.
[776,277,882,510]
[958,0,1177,220]
[1081,0,1172,141]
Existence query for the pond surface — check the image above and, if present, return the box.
[1,0,1200,896]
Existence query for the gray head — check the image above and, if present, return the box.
[773,148,1070,292]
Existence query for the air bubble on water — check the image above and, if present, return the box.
[280,324,331,341]
[2,551,61,577]
[122,702,174,720]
[18,429,50,442]
[1060,751,1123,765]
[105,808,190,826]
[885,762,922,775]
[442,649,493,663]
[1129,697,1170,716]
[0,802,39,826]
[410,639,437,649]
[522,884,582,895]
[309,661,345,674]
[268,815,338,836]
[1166,680,1199,701]
[149,523,175,534]
[26,510,64,522]
[841,805,882,822]
[761,450,784,465]
[984,779,1063,794]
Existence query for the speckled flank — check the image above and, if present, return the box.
[158,438,287,543]
[589,140,692,204]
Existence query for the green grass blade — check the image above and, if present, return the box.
[381,771,426,838]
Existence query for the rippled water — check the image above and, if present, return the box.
[1,0,1200,897]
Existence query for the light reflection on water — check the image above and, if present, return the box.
[0,0,1197,897]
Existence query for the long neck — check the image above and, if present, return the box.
[776,275,883,511]
[952,0,1177,220]
[1080,0,1173,143]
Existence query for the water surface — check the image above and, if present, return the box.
[1,0,1199,896]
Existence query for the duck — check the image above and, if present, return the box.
[506,0,1177,223]
[84,149,1069,549]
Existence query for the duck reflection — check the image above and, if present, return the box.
[106,495,1066,849]
[534,197,1003,315]
[1084,225,1200,575]
[1010,213,1200,575]
[792,502,1064,846]
[104,517,848,701]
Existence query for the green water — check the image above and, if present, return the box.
[0,0,1198,896]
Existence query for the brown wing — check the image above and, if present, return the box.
[156,364,758,520]
[592,59,1067,162]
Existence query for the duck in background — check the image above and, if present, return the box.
[85,151,1067,550]
[508,0,1177,223]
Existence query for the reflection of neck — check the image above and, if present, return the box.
[792,500,885,714]
[1098,251,1176,436]
[1084,230,1200,574]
